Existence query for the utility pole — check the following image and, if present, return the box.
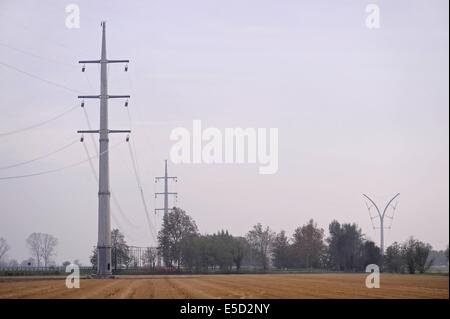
[77,21,130,277]
[155,160,178,216]
[363,193,400,255]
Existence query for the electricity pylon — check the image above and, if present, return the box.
[363,193,400,255]
[155,160,177,216]
[77,21,130,277]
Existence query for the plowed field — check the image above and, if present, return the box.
[0,274,447,299]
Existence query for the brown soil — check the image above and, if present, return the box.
[0,273,447,299]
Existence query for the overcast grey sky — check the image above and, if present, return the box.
[0,0,448,265]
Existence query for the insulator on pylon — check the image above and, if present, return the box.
[81,100,85,107]
[126,134,130,142]
[125,100,129,107]
[124,64,128,72]
[80,135,84,142]
[82,64,85,72]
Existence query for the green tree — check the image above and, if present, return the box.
[158,207,198,269]
[384,242,404,273]
[89,229,130,270]
[246,223,274,271]
[414,241,433,274]
[327,221,364,271]
[111,229,130,270]
[402,237,433,274]
[211,230,234,270]
[231,237,248,271]
[360,240,381,269]
[272,231,291,269]
[445,245,449,262]
[403,237,418,274]
[292,219,325,268]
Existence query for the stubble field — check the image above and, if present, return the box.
[0,273,447,299]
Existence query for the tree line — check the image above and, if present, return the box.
[0,207,448,273]
[156,207,449,273]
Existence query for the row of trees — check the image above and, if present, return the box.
[1,207,447,273]
[384,238,437,274]
[157,207,448,273]
[157,209,383,272]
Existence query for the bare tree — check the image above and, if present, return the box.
[26,233,58,267]
[26,233,42,266]
[0,237,10,264]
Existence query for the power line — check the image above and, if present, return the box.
[82,104,142,229]
[0,60,83,94]
[123,77,159,242]
[81,138,142,243]
[127,137,157,243]
[0,12,91,58]
[81,106,99,154]
[81,137,99,183]
[0,138,79,170]
[0,104,78,138]
[0,140,124,180]
[80,137,141,230]
[0,42,77,68]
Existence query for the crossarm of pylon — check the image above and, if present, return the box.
[109,129,131,133]
[79,60,101,63]
[78,95,100,99]
[107,59,129,63]
[108,95,130,99]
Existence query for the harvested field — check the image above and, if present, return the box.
[0,274,447,299]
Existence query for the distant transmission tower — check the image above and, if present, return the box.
[363,193,400,255]
[155,160,178,216]
[77,21,130,277]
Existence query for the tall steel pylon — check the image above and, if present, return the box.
[77,21,130,277]
[363,193,400,255]
[155,160,178,216]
